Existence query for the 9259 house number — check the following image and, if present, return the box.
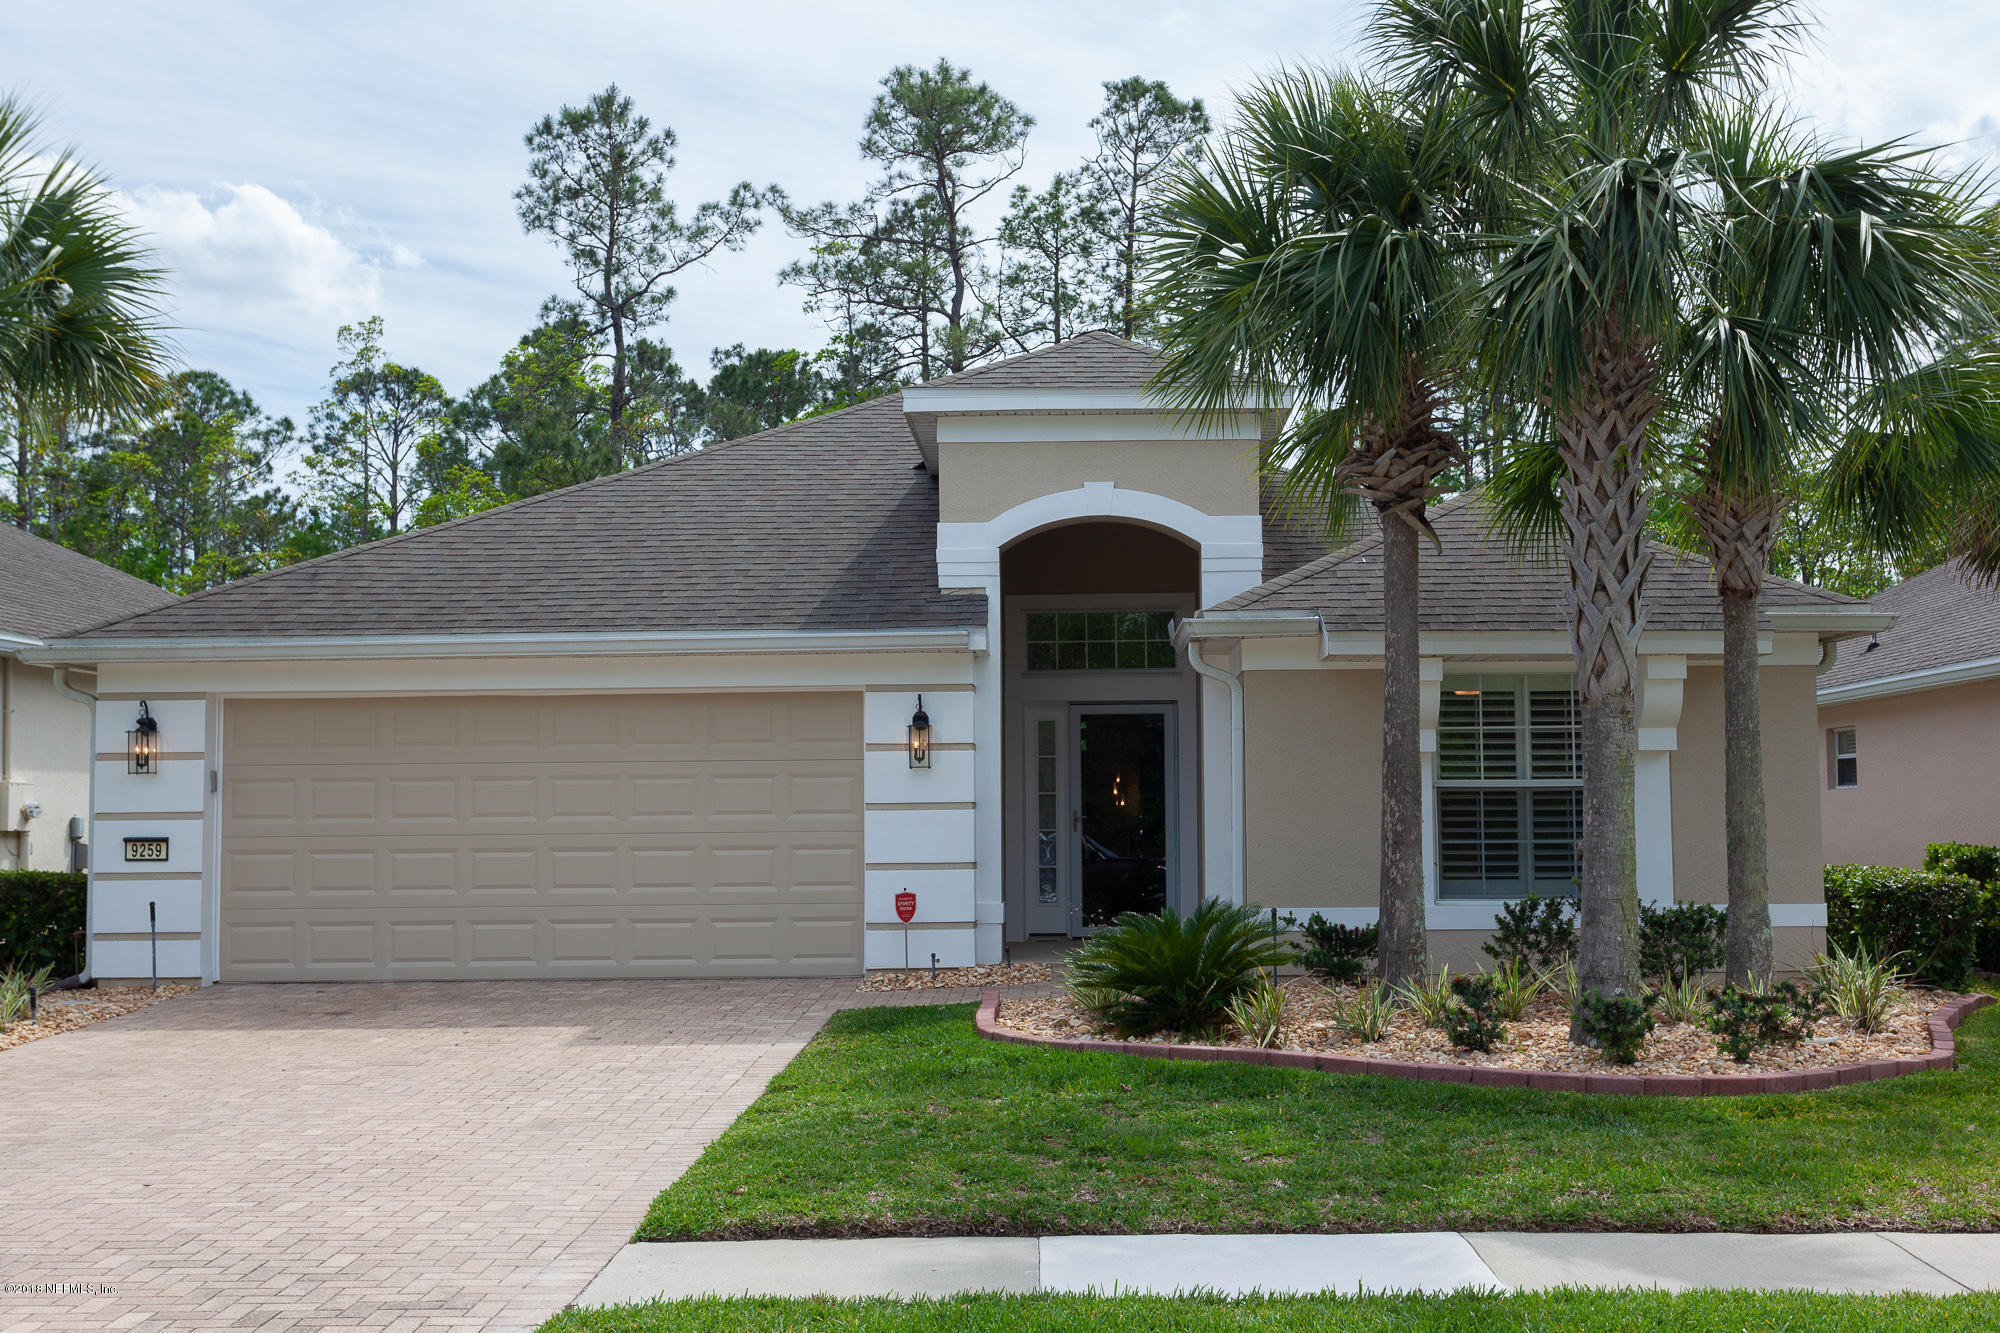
[123,837,170,862]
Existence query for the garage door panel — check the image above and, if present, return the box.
[221,693,863,980]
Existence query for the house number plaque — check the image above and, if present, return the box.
[123,837,170,862]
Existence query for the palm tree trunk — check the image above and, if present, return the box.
[1720,587,1771,985]
[1557,326,1656,1030]
[1377,511,1427,986]
[1695,483,1780,987]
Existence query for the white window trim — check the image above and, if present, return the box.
[1830,726,1859,789]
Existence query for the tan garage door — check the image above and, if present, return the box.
[219,692,863,981]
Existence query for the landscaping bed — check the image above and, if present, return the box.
[993,980,1974,1079]
[858,962,1061,992]
[0,983,198,1052]
[541,1290,2000,1333]
[638,997,2000,1240]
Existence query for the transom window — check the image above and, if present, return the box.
[1830,727,1858,789]
[1024,611,1177,672]
[1436,675,1582,899]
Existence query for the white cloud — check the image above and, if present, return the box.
[116,182,407,323]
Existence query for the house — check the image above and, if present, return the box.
[1817,559,2000,868]
[1,523,178,874]
[23,334,1887,984]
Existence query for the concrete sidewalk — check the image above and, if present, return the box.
[578,1231,2000,1306]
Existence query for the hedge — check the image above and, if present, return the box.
[1823,864,1987,989]
[0,870,87,977]
[1924,841,2000,972]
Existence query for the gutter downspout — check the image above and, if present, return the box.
[1186,638,1245,907]
[1815,639,1839,676]
[49,668,97,984]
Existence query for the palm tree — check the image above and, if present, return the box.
[1146,70,1481,987]
[2,93,170,528]
[1675,121,1998,985]
[1372,0,1821,1009]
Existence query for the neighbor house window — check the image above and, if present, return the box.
[1436,675,1583,899]
[1024,611,1177,671]
[1830,727,1858,789]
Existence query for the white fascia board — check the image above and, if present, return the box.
[1763,608,1897,637]
[25,626,985,666]
[1314,628,1748,660]
[1178,611,1322,643]
[1817,654,2000,705]
[900,386,1290,415]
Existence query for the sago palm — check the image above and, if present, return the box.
[1373,0,1818,1011]
[1146,69,1483,987]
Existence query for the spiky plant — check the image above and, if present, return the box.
[1065,899,1293,1039]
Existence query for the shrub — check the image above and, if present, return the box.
[1649,973,1710,1025]
[0,870,87,977]
[1483,894,1577,973]
[1539,957,1583,1014]
[1490,958,1545,1021]
[1066,900,1293,1039]
[1395,966,1456,1028]
[1706,981,1828,1062]
[1333,981,1398,1042]
[1575,989,1655,1064]
[1285,913,1378,985]
[1924,842,2000,973]
[1810,943,1905,1034]
[1226,978,1287,1048]
[1639,903,1726,985]
[1444,974,1507,1053]
[0,963,56,1030]
[1824,865,1985,989]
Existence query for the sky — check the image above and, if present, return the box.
[4,1,1997,433]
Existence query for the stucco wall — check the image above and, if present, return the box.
[938,438,1260,523]
[1671,663,1824,905]
[1242,668,1383,910]
[1820,676,2000,868]
[1,658,91,872]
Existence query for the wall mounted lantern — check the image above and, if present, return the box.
[908,695,933,770]
[128,700,161,775]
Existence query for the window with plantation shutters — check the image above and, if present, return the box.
[1436,676,1582,899]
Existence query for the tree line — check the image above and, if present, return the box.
[3,67,1209,591]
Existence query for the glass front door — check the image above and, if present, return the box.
[1071,706,1172,931]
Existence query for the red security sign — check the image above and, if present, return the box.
[895,891,917,924]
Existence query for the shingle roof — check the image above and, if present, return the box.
[1817,559,2000,688]
[0,524,176,641]
[69,393,983,640]
[1211,494,1854,631]
[920,330,1162,391]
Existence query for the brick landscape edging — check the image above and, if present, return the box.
[973,989,1994,1096]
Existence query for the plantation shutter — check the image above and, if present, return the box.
[1435,676,1582,899]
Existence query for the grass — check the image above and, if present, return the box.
[542,1290,2000,1333]
[638,995,2000,1240]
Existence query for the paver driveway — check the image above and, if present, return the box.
[0,978,920,1333]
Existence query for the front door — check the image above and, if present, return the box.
[1070,705,1174,933]
[1021,703,1177,936]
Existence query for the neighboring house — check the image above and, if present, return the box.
[24,334,1887,984]
[1817,559,2000,868]
[0,524,178,875]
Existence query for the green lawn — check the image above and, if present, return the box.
[543,1291,2000,1333]
[638,997,2000,1239]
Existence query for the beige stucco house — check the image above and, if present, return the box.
[1817,560,2000,868]
[23,334,1885,984]
[1,524,177,874]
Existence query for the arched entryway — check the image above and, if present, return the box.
[1000,521,1204,940]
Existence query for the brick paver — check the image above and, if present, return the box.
[0,978,992,1333]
